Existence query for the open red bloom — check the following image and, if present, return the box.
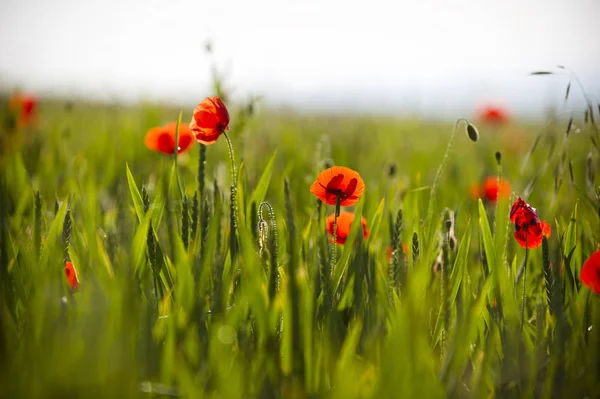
[145,122,194,155]
[581,250,600,294]
[483,177,511,202]
[65,261,79,290]
[510,197,550,249]
[189,96,230,145]
[477,105,510,126]
[326,212,369,244]
[310,166,365,206]
[9,93,38,127]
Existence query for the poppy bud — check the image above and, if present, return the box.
[466,123,479,142]
[387,162,397,178]
[495,151,502,165]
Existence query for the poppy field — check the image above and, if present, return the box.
[1,74,600,398]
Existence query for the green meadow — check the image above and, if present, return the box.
[0,79,599,398]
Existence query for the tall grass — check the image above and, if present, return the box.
[0,83,599,398]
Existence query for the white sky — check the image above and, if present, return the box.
[1,0,599,117]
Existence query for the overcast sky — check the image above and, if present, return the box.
[1,0,599,118]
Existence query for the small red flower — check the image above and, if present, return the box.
[65,261,79,290]
[310,166,365,206]
[483,177,511,202]
[326,212,369,244]
[144,122,194,155]
[477,105,510,126]
[189,96,230,145]
[509,197,551,249]
[581,250,600,294]
[9,93,38,127]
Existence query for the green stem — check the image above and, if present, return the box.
[223,132,238,258]
[521,237,529,332]
[330,197,341,278]
[426,118,467,235]
[198,144,206,198]
[174,112,184,198]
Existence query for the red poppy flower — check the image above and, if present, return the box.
[310,166,365,206]
[189,96,230,145]
[581,250,600,294]
[145,122,194,155]
[326,212,369,244]
[510,197,551,249]
[9,93,38,127]
[483,177,511,202]
[477,105,510,125]
[65,261,79,290]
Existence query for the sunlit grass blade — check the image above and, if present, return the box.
[126,162,146,223]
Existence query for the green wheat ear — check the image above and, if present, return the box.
[412,231,419,267]
[389,208,404,297]
[62,202,72,263]
[258,201,279,303]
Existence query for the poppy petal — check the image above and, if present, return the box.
[65,261,79,290]
[189,96,229,144]
[581,250,600,294]
[344,178,358,198]
[541,221,551,238]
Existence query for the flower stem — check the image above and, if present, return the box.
[426,118,466,234]
[198,143,206,198]
[223,132,237,185]
[329,196,341,290]
[521,238,529,332]
[223,131,238,259]
[174,113,184,198]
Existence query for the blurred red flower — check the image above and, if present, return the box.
[310,166,365,206]
[145,122,194,155]
[483,177,511,202]
[189,96,230,145]
[478,105,510,126]
[581,250,600,294]
[326,212,369,244]
[509,197,550,249]
[9,93,38,127]
[65,261,79,290]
